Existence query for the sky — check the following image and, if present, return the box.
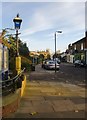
[1,1,86,53]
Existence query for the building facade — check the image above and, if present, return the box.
[67,37,87,64]
[72,37,85,61]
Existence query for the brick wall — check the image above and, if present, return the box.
[2,95,20,117]
[1,89,21,118]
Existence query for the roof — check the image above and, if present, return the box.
[72,37,85,45]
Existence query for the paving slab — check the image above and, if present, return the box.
[6,79,86,118]
[7,111,86,118]
[41,88,56,93]
[70,97,86,104]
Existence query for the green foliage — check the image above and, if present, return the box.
[1,30,17,51]
[47,54,51,60]
[21,56,32,71]
[9,57,15,70]
[39,54,45,63]
[74,53,81,60]
[9,57,17,77]
[1,29,32,72]
[8,36,16,51]
[39,54,44,59]
[19,41,29,58]
[8,37,30,71]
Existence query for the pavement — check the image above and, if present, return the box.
[6,74,87,118]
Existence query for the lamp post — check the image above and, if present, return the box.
[13,13,22,56]
[55,31,62,73]
[13,14,22,74]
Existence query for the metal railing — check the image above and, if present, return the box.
[0,68,25,96]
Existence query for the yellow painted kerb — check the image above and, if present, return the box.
[21,75,26,97]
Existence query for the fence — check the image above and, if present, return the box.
[0,68,25,96]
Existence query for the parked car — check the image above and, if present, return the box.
[57,59,61,64]
[74,60,85,67]
[42,60,48,68]
[44,60,60,70]
[53,58,61,64]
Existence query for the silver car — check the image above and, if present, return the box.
[45,60,59,70]
[74,60,85,67]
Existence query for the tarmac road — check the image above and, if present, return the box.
[29,62,86,87]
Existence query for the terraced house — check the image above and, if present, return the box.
[67,37,87,65]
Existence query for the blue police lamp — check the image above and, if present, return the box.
[13,14,22,30]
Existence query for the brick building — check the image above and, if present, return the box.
[67,37,87,64]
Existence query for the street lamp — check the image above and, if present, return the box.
[55,31,62,73]
[13,14,22,74]
[13,13,22,56]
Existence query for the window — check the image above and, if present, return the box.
[74,44,76,50]
[81,43,83,50]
